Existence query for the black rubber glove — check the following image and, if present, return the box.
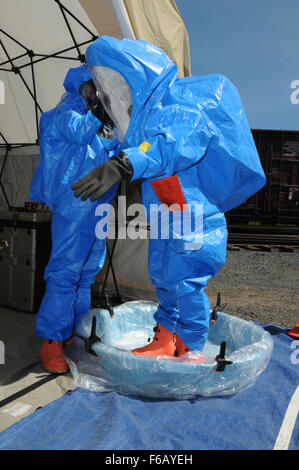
[71,152,133,202]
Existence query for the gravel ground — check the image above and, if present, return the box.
[206,247,299,328]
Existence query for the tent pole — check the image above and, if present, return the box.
[0,28,29,52]
[16,40,95,71]
[0,52,28,67]
[54,0,98,39]
[0,39,43,113]
[57,1,82,59]
[30,54,40,141]
[0,145,11,210]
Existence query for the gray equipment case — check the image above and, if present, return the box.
[0,211,52,313]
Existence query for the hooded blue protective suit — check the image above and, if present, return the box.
[86,37,266,350]
[30,64,120,341]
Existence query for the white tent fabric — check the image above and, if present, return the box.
[0,0,137,210]
[0,0,99,144]
[0,0,189,146]
[0,0,191,294]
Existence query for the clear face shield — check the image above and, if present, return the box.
[90,66,132,142]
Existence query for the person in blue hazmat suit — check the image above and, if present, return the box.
[30,64,120,373]
[71,36,266,359]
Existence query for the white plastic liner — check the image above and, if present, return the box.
[66,301,273,400]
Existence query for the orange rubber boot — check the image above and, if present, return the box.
[175,335,205,363]
[132,323,176,357]
[40,340,69,374]
[175,335,191,357]
[288,323,299,339]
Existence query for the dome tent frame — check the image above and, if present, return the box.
[0,0,98,209]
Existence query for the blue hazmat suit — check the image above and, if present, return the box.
[30,64,120,341]
[84,36,266,351]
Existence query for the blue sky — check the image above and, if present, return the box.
[175,0,298,130]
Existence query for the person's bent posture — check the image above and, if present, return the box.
[72,37,266,359]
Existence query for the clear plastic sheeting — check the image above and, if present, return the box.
[65,301,273,400]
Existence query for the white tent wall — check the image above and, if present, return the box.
[0,0,101,211]
[0,0,100,144]
[0,145,39,211]
[0,0,191,297]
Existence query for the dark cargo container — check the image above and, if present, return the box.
[227,129,299,225]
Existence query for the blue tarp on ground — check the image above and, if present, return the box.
[0,324,298,450]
